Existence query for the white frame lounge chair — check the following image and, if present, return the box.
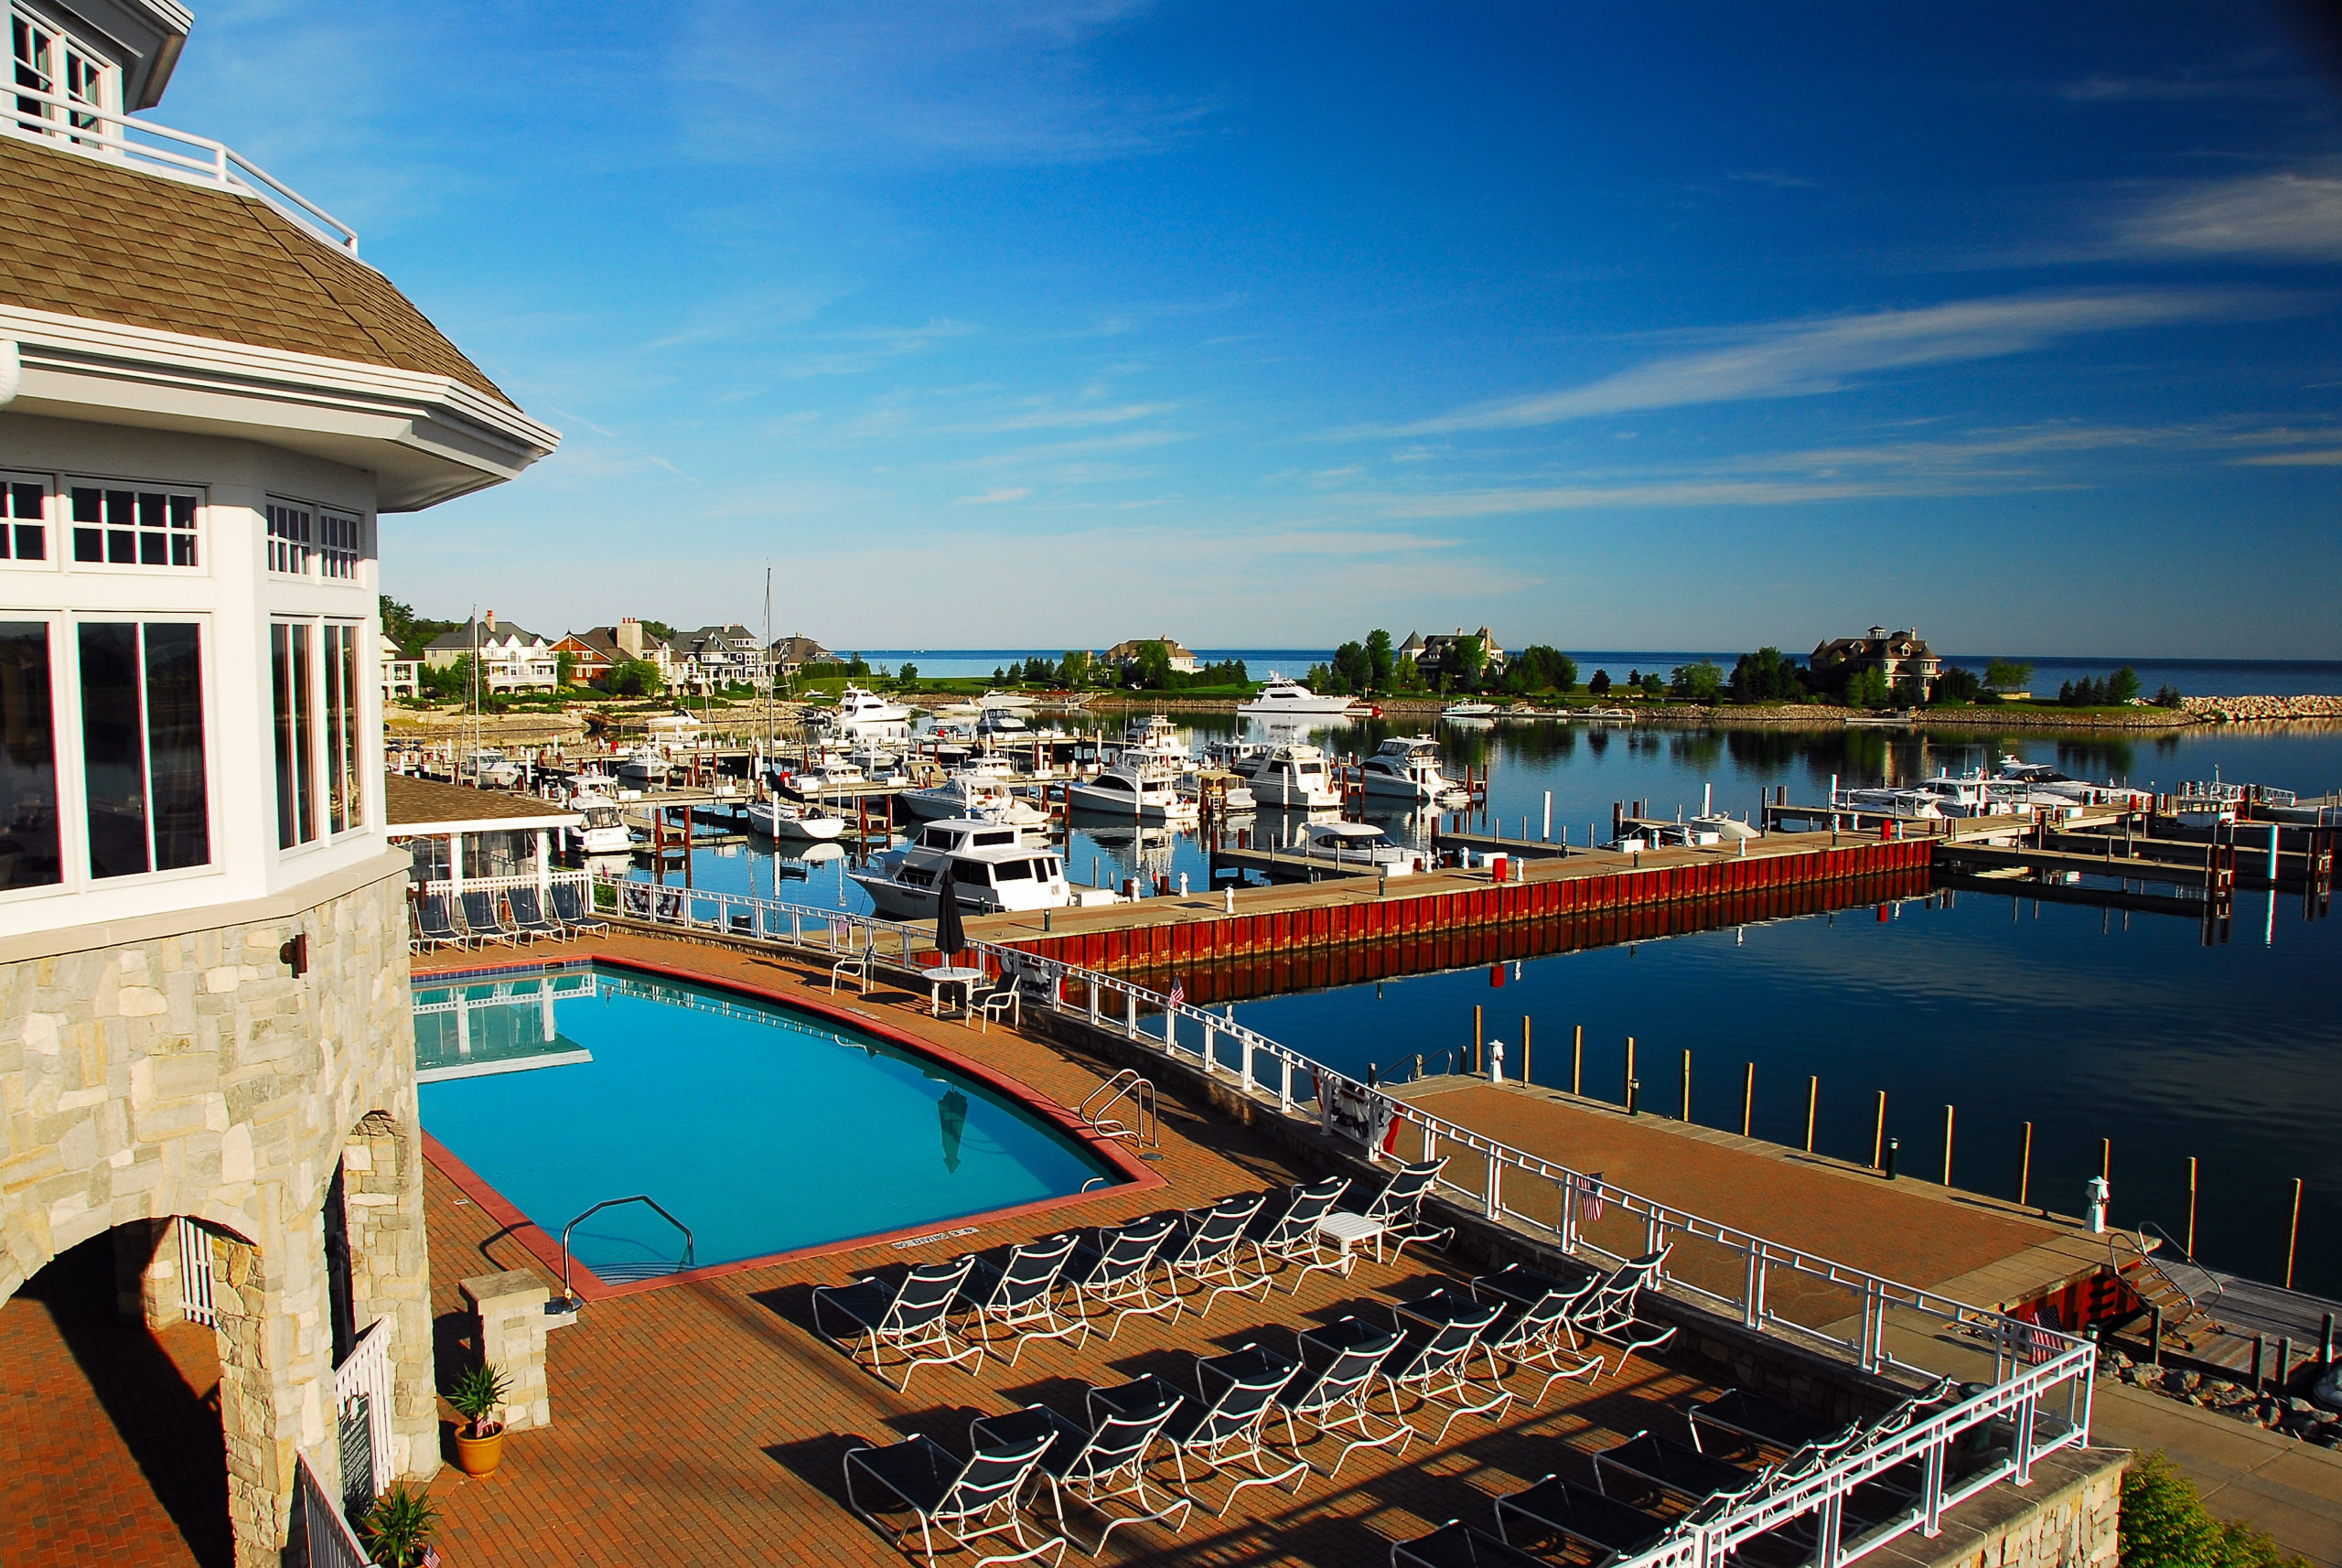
[813,1256,983,1391]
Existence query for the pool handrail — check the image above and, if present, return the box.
[554,1194,696,1309]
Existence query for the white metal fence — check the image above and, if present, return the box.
[176,1216,217,1327]
[595,876,2095,1568]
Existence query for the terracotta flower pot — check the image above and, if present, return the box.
[451,1423,505,1477]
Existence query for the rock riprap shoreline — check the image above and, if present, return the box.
[2184,694,2342,722]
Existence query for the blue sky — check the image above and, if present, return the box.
[167,2,2342,654]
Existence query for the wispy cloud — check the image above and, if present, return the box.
[2232,448,2342,466]
[1370,291,2278,436]
[955,486,1033,504]
[2113,168,2342,261]
[956,402,1175,433]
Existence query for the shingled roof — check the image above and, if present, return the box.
[0,132,514,407]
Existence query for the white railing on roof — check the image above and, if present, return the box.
[595,875,2095,1568]
[417,868,592,901]
[5,85,360,255]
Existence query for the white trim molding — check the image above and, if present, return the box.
[0,306,560,510]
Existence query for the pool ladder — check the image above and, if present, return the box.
[550,1195,696,1312]
[1077,1069,1159,1151]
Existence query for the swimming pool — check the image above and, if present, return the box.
[414,963,1127,1286]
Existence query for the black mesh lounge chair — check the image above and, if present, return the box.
[1158,1193,1273,1316]
[506,886,563,941]
[957,1232,1084,1367]
[1383,1292,1514,1444]
[1062,1214,1181,1340]
[813,1256,983,1391]
[1494,1475,1675,1566]
[1129,1344,1306,1518]
[412,894,476,951]
[1591,1429,1767,1508]
[1334,1158,1455,1262]
[1395,1520,1561,1568]
[1688,1388,1856,1456]
[971,1387,1191,1556]
[548,879,609,936]
[1469,1270,1603,1407]
[843,1427,1065,1567]
[1275,1316,1410,1478]
[1246,1176,1350,1288]
[1561,1247,1678,1375]
[459,889,519,946]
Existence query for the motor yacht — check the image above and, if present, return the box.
[976,708,1030,736]
[1198,738,1269,779]
[1237,677,1358,719]
[747,797,845,842]
[1832,786,1945,820]
[1121,714,1185,762]
[1252,744,1342,809]
[1292,820,1423,875]
[1996,757,2148,810]
[1577,706,1637,723]
[1187,768,1257,811]
[845,744,909,786]
[460,748,523,789]
[788,755,866,794]
[615,745,669,787]
[850,819,1094,919]
[1066,760,1199,822]
[564,800,634,854]
[902,771,1053,833]
[822,684,911,741]
[1440,701,1498,720]
[1358,735,1466,804]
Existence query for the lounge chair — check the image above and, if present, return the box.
[1468,1267,1604,1406]
[548,879,609,936]
[843,1428,1064,1567]
[1275,1316,1410,1478]
[1393,1520,1553,1568]
[1061,1215,1181,1340]
[1561,1247,1679,1375]
[412,893,477,951]
[1688,1388,1856,1456]
[972,1384,1191,1555]
[1331,1158,1455,1262]
[1493,1475,1676,1565]
[1157,1193,1273,1316]
[1140,1344,1307,1517]
[458,889,519,946]
[1591,1429,1766,1508]
[506,886,564,941]
[1245,1176,1350,1288]
[812,1256,982,1391]
[1382,1291,1513,1444]
[957,1233,1084,1367]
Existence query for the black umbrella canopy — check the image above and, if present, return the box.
[934,858,966,957]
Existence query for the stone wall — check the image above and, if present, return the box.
[1872,1446,2126,1568]
[0,854,430,1567]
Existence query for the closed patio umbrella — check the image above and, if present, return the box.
[934,859,966,958]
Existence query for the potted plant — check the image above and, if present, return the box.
[446,1361,511,1477]
[361,1480,439,1567]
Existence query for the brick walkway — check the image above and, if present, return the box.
[0,1236,231,1568]
[414,934,1726,1566]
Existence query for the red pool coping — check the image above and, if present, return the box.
[415,952,1167,1303]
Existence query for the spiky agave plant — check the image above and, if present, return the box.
[445,1361,510,1437]
[361,1481,438,1568]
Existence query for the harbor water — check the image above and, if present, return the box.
[630,714,2342,1298]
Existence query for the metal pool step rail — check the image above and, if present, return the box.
[553,1194,696,1309]
[594,874,2098,1568]
[1076,1069,1159,1149]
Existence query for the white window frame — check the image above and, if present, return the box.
[9,3,119,142]
[266,495,371,584]
[61,475,207,575]
[0,469,57,572]
[273,613,372,857]
[266,499,313,576]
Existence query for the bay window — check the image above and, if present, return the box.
[79,621,209,878]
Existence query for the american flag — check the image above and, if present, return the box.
[1577,1173,1606,1226]
[1167,978,1187,1007]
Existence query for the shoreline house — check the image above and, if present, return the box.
[0,5,556,1560]
[1809,625,1943,697]
[1401,627,1508,680]
[678,622,764,692]
[1103,635,1199,675]
[561,618,676,692]
[768,632,834,678]
[381,630,422,700]
[424,610,559,693]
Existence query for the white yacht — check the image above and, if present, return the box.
[1121,714,1185,762]
[1996,757,2148,810]
[1358,735,1465,804]
[616,745,669,787]
[1292,820,1423,875]
[1252,744,1342,809]
[824,685,912,741]
[1238,677,1357,719]
[747,797,845,842]
[1067,760,1199,822]
[850,819,1090,919]
[1198,738,1269,779]
[976,707,1030,736]
[1578,706,1638,723]
[1440,701,1498,720]
[789,755,866,793]
[1832,786,1945,821]
[461,748,522,789]
[846,744,909,786]
[902,772,1053,833]
[565,800,633,854]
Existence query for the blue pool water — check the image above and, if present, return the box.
[414,964,1117,1277]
